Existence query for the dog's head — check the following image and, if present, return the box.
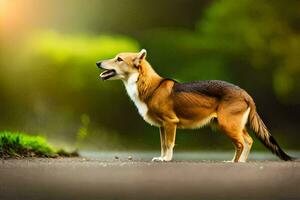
[96,49,147,81]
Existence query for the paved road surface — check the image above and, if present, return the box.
[0,156,299,200]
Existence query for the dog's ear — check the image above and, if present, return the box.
[138,49,147,60]
[134,49,147,68]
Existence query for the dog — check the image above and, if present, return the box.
[96,49,293,162]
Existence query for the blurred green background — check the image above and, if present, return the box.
[0,0,299,151]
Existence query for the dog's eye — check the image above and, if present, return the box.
[116,57,123,62]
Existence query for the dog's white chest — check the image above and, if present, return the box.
[123,74,159,126]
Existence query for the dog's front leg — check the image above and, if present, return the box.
[163,123,176,161]
[152,127,167,162]
[152,123,176,162]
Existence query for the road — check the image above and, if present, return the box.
[0,153,299,200]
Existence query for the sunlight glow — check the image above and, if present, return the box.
[0,0,8,15]
[0,0,25,36]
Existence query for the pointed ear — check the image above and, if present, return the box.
[137,49,147,60]
[134,49,147,67]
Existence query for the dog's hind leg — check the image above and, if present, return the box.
[239,109,252,162]
[227,132,245,162]
[217,101,249,162]
[241,129,253,161]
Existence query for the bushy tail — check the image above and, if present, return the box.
[248,98,294,161]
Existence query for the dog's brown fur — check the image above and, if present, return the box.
[96,49,293,162]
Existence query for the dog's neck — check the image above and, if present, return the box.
[123,60,162,102]
[136,60,163,101]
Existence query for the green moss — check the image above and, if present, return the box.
[0,131,78,159]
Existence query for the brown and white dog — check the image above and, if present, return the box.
[96,49,293,162]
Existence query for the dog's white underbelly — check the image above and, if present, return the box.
[191,113,217,129]
[123,73,159,127]
[179,113,217,129]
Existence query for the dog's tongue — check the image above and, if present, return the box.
[100,69,115,80]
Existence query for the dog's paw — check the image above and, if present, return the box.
[151,156,173,162]
[151,157,165,162]
[163,156,172,162]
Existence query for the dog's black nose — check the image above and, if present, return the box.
[96,61,102,68]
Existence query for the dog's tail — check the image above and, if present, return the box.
[246,96,294,161]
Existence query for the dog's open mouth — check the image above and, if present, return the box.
[100,69,116,80]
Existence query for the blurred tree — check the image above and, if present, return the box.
[197,0,300,104]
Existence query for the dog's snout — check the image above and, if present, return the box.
[96,61,102,68]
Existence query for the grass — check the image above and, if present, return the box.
[0,131,78,159]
